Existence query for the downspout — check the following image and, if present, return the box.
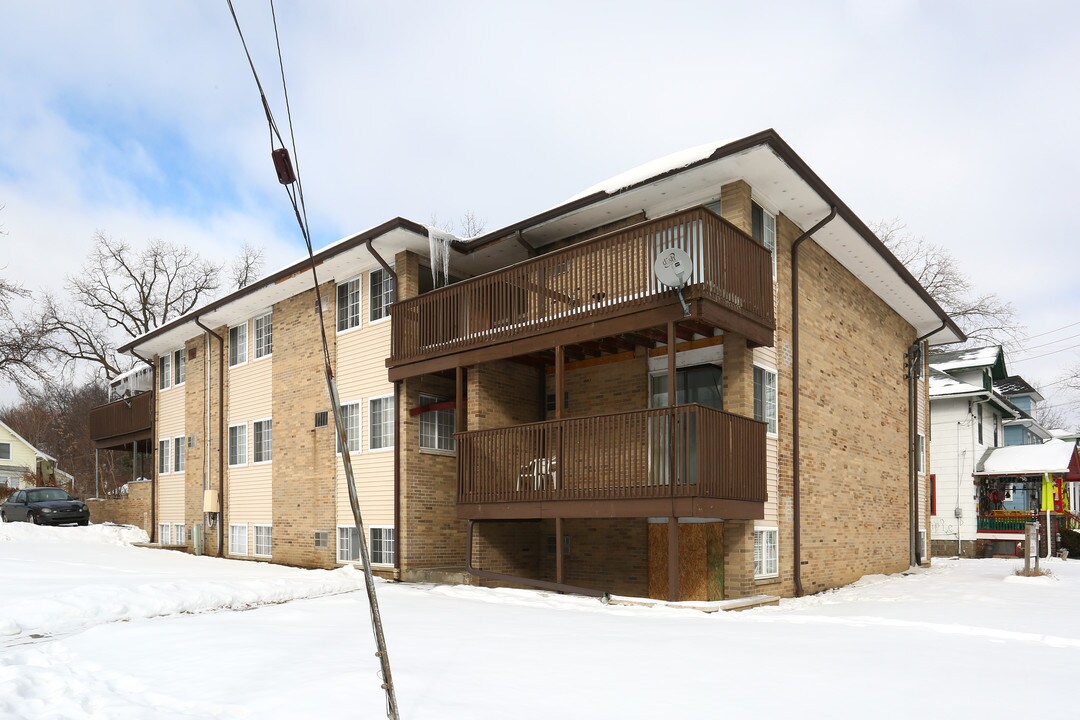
[195,317,226,558]
[790,206,837,597]
[908,321,945,567]
[130,350,157,543]
[370,233,402,573]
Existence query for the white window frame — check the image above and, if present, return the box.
[916,432,926,475]
[0,442,10,461]
[158,353,172,390]
[419,392,455,454]
[337,402,361,454]
[753,364,778,436]
[369,395,395,451]
[158,523,171,545]
[254,524,272,557]
[370,526,395,566]
[173,348,186,387]
[158,438,171,475]
[173,523,185,545]
[369,268,394,323]
[337,526,360,563]
[336,277,362,333]
[253,418,273,464]
[752,200,778,279]
[173,435,186,473]
[228,322,248,367]
[228,423,248,466]
[754,527,779,579]
[254,312,273,360]
[229,523,248,555]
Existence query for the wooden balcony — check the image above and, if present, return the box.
[89,392,152,450]
[457,404,767,520]
[389,208,775,380]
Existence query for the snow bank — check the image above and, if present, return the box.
[0,522,148,546]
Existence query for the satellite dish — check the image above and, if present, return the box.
[653,246,694,288]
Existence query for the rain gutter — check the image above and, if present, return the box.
[790,206,837,598]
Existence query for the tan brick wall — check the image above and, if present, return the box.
[468,360,543,429]
[271,283,339,569]
[399,373,464,574]
[183,337,206,551]
[87,480,152,534]
[545,354,648,420]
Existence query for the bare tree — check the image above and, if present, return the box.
[429,211,487,238]
[0,276,48,389]
[873,219,1021,348]
[231,242,265,290]
[39,233,223,378]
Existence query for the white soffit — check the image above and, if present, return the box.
[129,226,429,357]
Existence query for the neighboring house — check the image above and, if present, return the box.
[994,376,1051,446]
[113,129,963,601]
[0,419,64,490]
[926,347,1071,556]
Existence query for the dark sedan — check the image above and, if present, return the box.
[1,488,90,526]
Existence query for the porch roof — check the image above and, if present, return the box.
[975,439,1080,479]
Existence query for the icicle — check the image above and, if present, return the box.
[426,226,457,289]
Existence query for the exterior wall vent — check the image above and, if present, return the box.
[314,411,329,428]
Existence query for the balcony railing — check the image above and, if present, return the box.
[391,207,774,366]
[457,404,766,512]
[977,511,1035,533]
[88,392,152,448]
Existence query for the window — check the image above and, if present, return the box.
[371,526,395,565]
[419,393,455,452]
[336,278,361,332]
[173,436,186,473]
[337,403,361,453]
[753,366,778,435]
[314,531,329,548]
[229,524,248,555]
[158,523,171,545]
[754,528,779,579]
[338,526,360,562]
[977,404,984,444]
[254,313,273,359]
[370,268,394,322]
[369,396,394,450]
[254,525,272,556]
[229,323,248,366]
[752,201,777,277]
[915,433,925,474]
[228,424,247,466]
[173,349,185,386]
[0,442,10,461]
[253,419,272,463]
[158,353,171,390]
[993,415,1000,447]
[173,523,185,545]
[158,439,171,475]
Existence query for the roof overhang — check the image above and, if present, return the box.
[120,218,432,358]
[975,440,1080,479]
[458,129,963,345]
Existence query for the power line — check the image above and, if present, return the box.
[1011,341,1080,364]
[1015,318,1080,343]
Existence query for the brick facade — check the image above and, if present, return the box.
[86,480,153,534]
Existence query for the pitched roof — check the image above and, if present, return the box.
[994,375,1044,402]
[975,439,1080,478]
[0,419,55,462]
[929,346,1007,379]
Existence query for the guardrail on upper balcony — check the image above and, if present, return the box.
[457,403,767,508]
[390,207,774,365]
[88,391,152,448]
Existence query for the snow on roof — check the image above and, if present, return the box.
[928,368,984,397]
[994,375,1038,396]
[108,363,151,384]
[976,439,1079,476]
[565,139,735,203]
[1050,428,1080,441]
[928,346,1003,374]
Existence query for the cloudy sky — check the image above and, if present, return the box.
[2,0,1079,423]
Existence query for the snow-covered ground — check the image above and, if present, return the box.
[2,523,1078,719]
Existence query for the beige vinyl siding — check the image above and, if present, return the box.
[0,424,40,478]
[156,372,186,522]
[227,348,273,523]
[334,300,395,528]
[752,346,779,529]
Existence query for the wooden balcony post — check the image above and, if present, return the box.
[555,346,564,584]
[667,320,680,602]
